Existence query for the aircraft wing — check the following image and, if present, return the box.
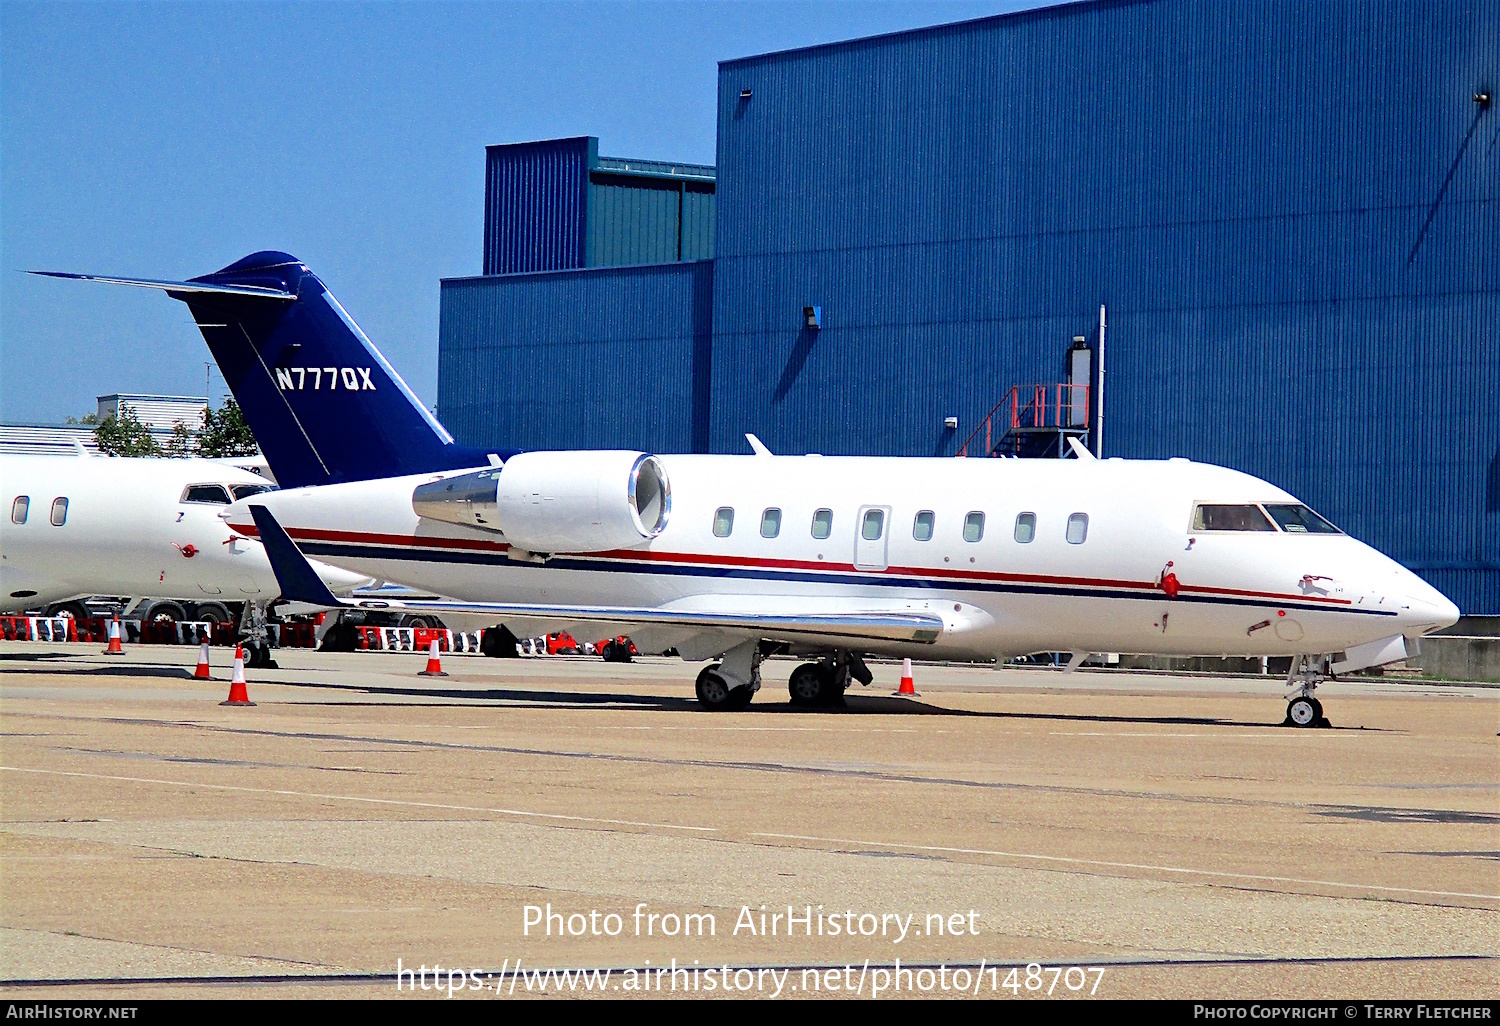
[248,505,944,645]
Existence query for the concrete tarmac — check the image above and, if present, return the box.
[1,643,1496,1000]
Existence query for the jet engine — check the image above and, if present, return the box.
[411,451,671,553]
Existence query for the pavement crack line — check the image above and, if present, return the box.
[745,831,1500,903]
[0,765,717,834]
[3,925,341,971]
[3,765,1495,906]
[8,710,1491,820]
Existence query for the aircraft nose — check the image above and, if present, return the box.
[1396,572,1460,636]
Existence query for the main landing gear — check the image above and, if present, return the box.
[1284,655,1331,728]
[695,639,763,711]
[694,645,876,711]
[788,652,873,708]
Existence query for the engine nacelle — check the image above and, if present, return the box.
[411,451,670,554]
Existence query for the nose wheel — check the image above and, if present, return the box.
[1286,695,1323,727]
[1284,655,1330,728]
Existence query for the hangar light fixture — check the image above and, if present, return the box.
[1476,92,1491,108]
[803,306,821,329]
[944,417,958,430]
[740,88,753,99]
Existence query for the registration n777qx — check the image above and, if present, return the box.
[37,252,1460,725]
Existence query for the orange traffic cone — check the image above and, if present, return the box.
[194,641,212,679]
[419,638,448,677]
[102,616,125,655]
[220,646,256,706]
[894,657,919,696]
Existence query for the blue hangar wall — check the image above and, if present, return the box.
[438,0,1500,612]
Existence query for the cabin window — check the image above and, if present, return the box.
[50,497,69,527]
[713,507,735,538]
[913,510,934,541]
[1263,503,1341,534]
[963,512,985,543]
[1014,512,1036,543]
[760,508,782,539]
[811,508,833,540]
[1066,512,1089,544]
[10,496,28,525]
[231,483,274,500]
[182,484,232,505]
[861,508,885,541]
[1191,503,1275,532]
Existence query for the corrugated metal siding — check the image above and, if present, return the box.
[484,138,595,275]
[681,182,716,262]
[710,0,1499,611]
[587,174,682,266]
[585,174,718,266]
[437,261,714,454]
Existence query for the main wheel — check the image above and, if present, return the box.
[192,602,232,641]
[46,601,91,623]
[1287,696,1319,727]
[726,685,754,710]
[788,662,829,706]
[143,601,185,625]
[695,664,734,710]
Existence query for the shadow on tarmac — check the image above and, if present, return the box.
[0,656,1384,731]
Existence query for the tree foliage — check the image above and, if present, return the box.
[93,405,162,457]
[164,421,195,457]
[195,398,259,457]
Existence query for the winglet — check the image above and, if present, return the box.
[248,505,343,607]
[745,433,773,457]
[1067,437,1096,461]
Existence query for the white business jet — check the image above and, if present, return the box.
[0,452,371,661]
[37,253,1460,723]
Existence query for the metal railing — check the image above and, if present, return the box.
[957,384,1089,457]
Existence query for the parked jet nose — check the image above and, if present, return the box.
[1394,568,1461,637]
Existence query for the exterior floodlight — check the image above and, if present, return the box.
[804,306,821,329]
[740,88,753,99]
[944,416,958,429]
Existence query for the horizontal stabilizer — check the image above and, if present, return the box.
[30,270,295,300]
[249,505,342,607]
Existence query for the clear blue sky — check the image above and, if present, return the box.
[2,0,1036,423]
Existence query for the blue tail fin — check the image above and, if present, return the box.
[37,252,509,488]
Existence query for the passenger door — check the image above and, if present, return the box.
[853,505,891,571]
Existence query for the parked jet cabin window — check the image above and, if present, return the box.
[1066,512,1089,544]
[811,508,833,540]
[760,508,782,538]
[1263,503,1341,535]
[963,512,985,543]
[1014,512,1036,543]
[50,497,69,527]
[182,484,232,505]
[713,507,735,538]
[1191,504,1275,532]
[913,510,935,541]
[10,496,28,525]
[862,509,885,541]
[231,483,275,500]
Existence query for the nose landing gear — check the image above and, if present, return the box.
[1284,655,1331,728]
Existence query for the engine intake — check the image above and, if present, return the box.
[411,451,670,554]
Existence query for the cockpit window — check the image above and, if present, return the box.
[182,484,232,505]
[1264,503,1341,534]
[231,483,275,500]
[1192,504,1276,532]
